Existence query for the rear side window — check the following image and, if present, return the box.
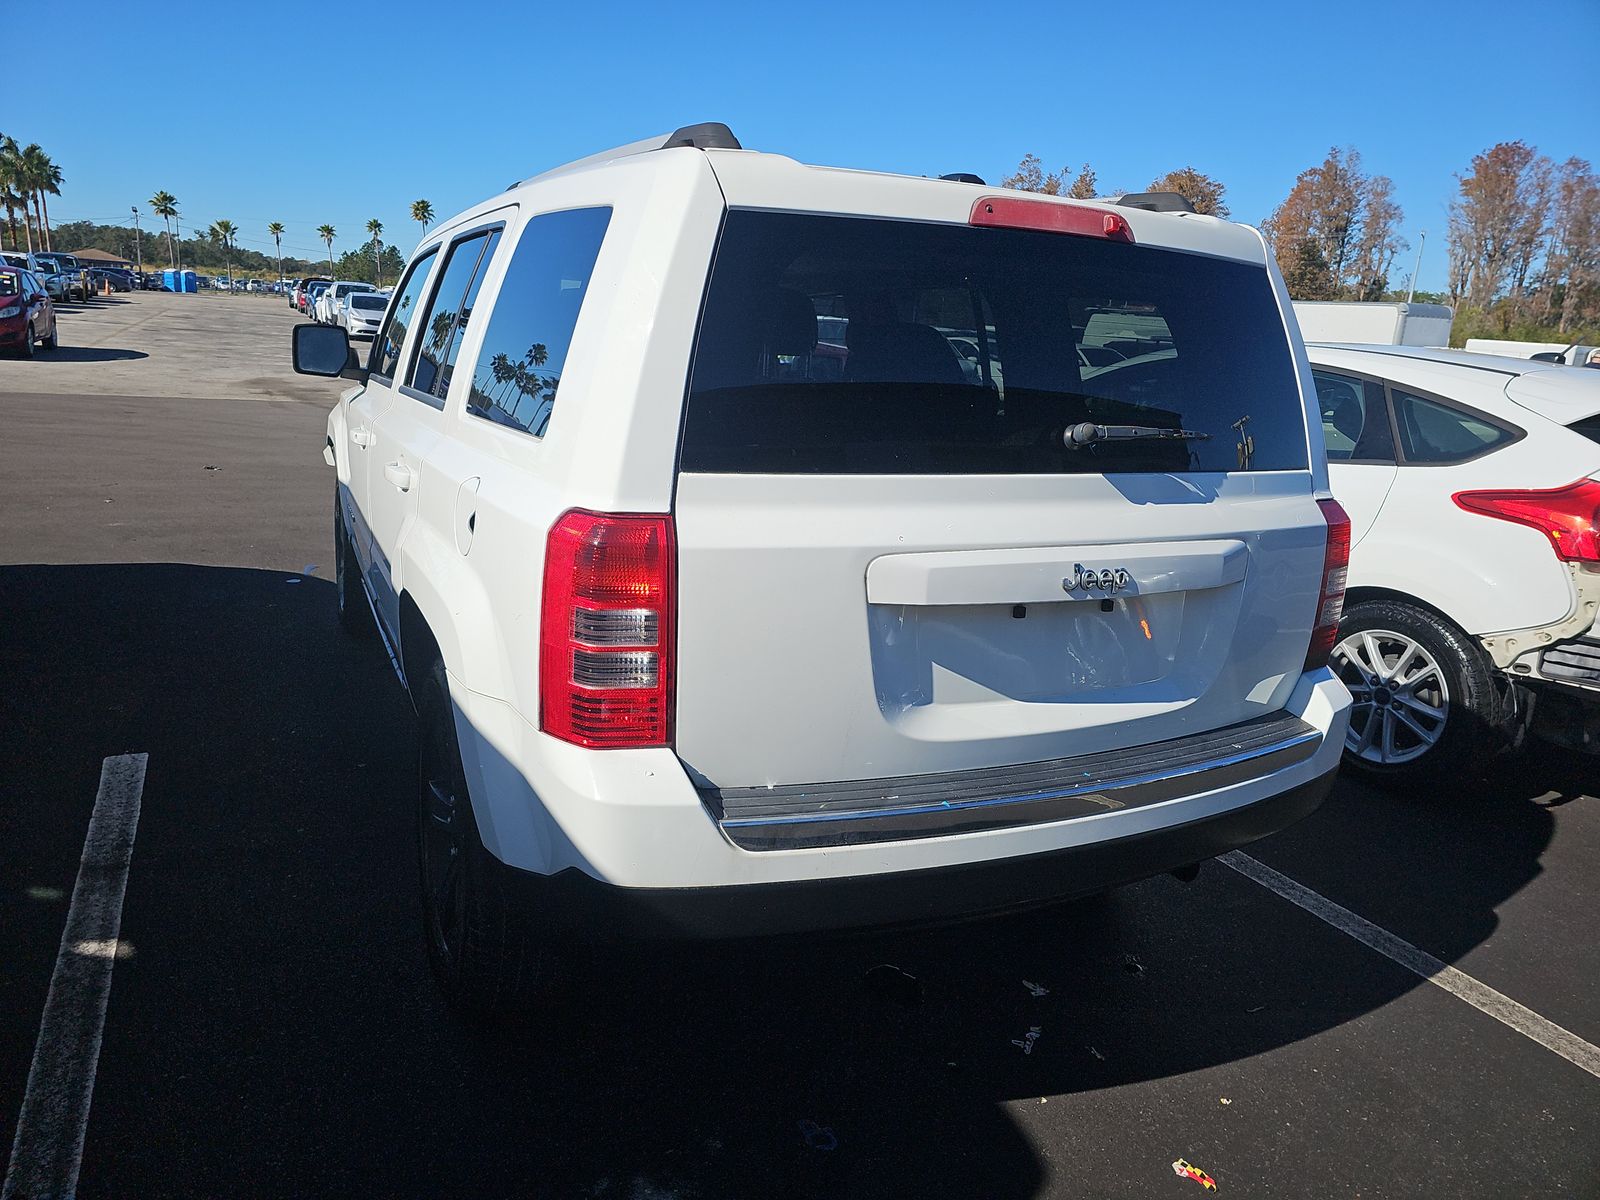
[1391,387,1517,463]
[1312,369,1394,462]
[464,206,612,438]
[408,229,502,402]
[372,248,438,380]
[680,211,1308,474]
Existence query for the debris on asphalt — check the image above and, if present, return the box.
[797,1120,837,1151]
[864,962,923,1007]
[1219,1097,1232,1105]
[1246,1005,1265,1014]
[1022,979,1050,996]
[1011,1026,1043,1054]
[1123,954,1146,977]
[1172,1158,1218,1191]
[202,464,222,471]
[1086,1045,1106,1061]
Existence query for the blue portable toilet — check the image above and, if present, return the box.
[162,268,198,292]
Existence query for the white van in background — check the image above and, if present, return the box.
[1293,301,1454,347]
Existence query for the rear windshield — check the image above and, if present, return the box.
[351,294,387,311]
[681,211,1308,474]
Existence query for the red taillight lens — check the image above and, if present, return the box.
[539,509,675,748]
[1453,479,1600,564]
[1305,498,1352,672]
[969,196,1135,242]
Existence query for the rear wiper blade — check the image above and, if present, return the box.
[1064,422,1212,449]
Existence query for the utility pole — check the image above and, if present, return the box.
[1405,230,1426,304]
[131,206,142,274]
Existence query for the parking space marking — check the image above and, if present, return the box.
[3,754,147,1200]
[1222,850,1600,1082]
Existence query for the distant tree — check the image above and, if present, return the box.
[318,224,336,274]
[1000,153,1063,196]
[1448,140,1553,310]
[1147,167,1229,217]
[209,219,238,283]
[267,221,285,281]
[0,135,24,250]
[365,218,384,286]
[1282,238,1336,300]
[1264,148,1405,301]
[18,144,52,251]
[1066,164,1097,199]
[1545,158,1600,333]
[410,199,434,239]
[149,191,178,267]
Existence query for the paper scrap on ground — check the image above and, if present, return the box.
[1172,1158,1218,1191]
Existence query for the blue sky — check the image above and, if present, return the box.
[18,0,1598,289]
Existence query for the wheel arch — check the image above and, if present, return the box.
[1342,586,1470,637]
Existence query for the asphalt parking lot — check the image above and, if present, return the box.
[2,293,1599,1198]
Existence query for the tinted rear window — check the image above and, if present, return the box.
[351,294,387,310]
[680,211,1307,474]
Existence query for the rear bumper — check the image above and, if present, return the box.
[450,672,1350,899]
[501,768,1336,939]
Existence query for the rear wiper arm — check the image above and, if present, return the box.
[1064,422,1212,449]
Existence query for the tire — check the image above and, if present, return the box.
[333,491,371,637]
[41,323,57,351]
[415,657,558,1019]
[1331,599,1513,786]
[17,323,34,358]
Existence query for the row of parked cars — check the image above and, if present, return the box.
[289,125,1600,1020]
[289,276,389,337]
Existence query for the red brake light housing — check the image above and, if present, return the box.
[540,509,676,748]
[969,196,1134,242]
[1305,498,1352,671]
[1453,479,1600,564]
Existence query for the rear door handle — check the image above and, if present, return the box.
[350,427,374,448]
[383,461,414,492]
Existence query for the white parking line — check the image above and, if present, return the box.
[3,754,147,1200]
[1221,850,1600,1082]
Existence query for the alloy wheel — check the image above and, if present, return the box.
[1332,628,1451,765]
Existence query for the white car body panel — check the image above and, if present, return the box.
[1313,345,1600,639]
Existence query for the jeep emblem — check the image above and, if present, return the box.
[1064,564,1132,593]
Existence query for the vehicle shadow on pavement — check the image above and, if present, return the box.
[29,347,149,363]
[0,563,1569,1199]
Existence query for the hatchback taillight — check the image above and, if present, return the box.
[1453,479,1600,564]
[1305,498,1352,672]
[540,509,675,748]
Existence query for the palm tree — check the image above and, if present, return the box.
[267,222,285,282]
[410,199,434,239]
[38,155,62,252]
[211,219,238,286]
[149,191,178,268]
[317,224,336,274]
[18,144,50,252]
[366,218,384,286]
[0,136,23,251]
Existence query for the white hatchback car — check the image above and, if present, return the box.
[293,124,1351,1015]
[1308,345,1600,779]
[317,280,375,324]
[341,290,388,339]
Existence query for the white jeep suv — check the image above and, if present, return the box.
[292,123,1352,1014]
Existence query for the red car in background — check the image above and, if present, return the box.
[0,266,58,358]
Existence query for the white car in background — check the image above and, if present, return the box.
[341,290,389,339]
[317,280,376,324]
[1308,345,1600,780]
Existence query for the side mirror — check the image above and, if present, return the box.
[292,323,367,381]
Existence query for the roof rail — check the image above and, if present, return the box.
[939,173,986,185]
[1104,191,1196,214]
[660,122,741,151]
[508,123,742,189]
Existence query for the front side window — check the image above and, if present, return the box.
[372,247,438,381]
[464,207,612,438]
[680,211,1308,474]
[1391,387,1517,464]
[408,229,501,401]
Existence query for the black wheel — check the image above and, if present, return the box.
[415,657,556,1018]
[17,324,34,358]
[1331,599,1513,785]
[41,323,57,351]
[333,491,371,638]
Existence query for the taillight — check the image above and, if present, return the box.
[1453,479,1600,563]
[969,196,1135,242]
[1305,498,1352,672]
[539,509,675,748]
